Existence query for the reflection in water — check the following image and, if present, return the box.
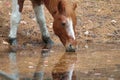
[0,48,50,80]
[1,43,120,80]
[0,50,19,80]
[33,51,50,80]
[33,52,77,80]
[9,50,19,80]
[52,52,77,80]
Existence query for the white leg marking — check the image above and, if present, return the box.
[33,4,50,37]
[66,18,75,40]
[9,0,21,38]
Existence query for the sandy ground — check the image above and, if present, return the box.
[0,0,120,50]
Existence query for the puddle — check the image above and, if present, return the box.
[0,0,120,79]
[0,43,120,80]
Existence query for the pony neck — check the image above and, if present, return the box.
[43,0,59,18]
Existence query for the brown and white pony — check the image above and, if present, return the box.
[9,0,77,52]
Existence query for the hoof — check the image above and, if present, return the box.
[8,38,18,52]
[8,38,17,46]
[41,37,54,54]
[42,36,54,49]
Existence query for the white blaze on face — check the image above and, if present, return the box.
[66,18,75,40]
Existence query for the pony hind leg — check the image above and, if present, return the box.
[31,1,54,49]
[9,0,24,45]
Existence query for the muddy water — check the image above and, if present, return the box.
[0,43,120,80]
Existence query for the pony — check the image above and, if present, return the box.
[8,0,77,52]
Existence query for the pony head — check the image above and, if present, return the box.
[53,1,77,52]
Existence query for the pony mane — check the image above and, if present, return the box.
[43,0,75,15]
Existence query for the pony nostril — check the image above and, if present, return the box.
[69,44,74,49]
[66,43,76,52]
[61,22,66,26]
[69,44,72,47]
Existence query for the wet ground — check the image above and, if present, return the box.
[0,43,120,80]
[0,0,120,80]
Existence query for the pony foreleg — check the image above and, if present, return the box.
[8,0,21,45]
[32,4,54,48]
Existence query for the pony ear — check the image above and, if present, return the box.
[73,3,77,10]
[58,1,65,13]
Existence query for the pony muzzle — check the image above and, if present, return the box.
[65,43,76,52]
